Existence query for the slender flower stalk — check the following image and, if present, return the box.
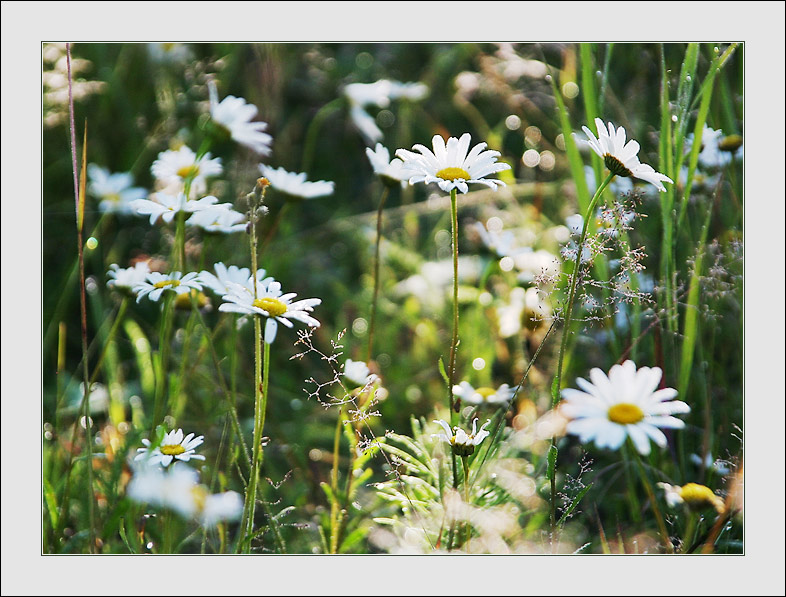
[548,171,614,533]
[367,185,390,363]
[628,440,674,553]
[152,292,175,427]
[448,188,460,419]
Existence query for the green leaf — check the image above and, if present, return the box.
[546,444,558,481]
[43,478,58,530]
[118,518,138,554]
[437,356,450,386]
[320,481,337,509]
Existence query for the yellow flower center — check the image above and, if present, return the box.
[160,444,186,456]
[679,483,725,512]
[176,164,201,179]
[174,289,207,310]
[106,193,121,203]
[153,279,181,289]
[191,485,209,513]
[253,297,288,317]
[607,402,645,425]
[475,387,497,400]
[436,167,471,181]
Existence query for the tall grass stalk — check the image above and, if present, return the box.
[66,43,96,553]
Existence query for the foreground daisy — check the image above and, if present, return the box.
[453,381,514,406]
[106,261,151,294]
[87,164,147,215]
[366,143,407,187]
[218,278,321,343]
[135,428,206,467]
[433,418,491,457]
[208,80,273,156]
[151,145,223,193]
[580,118,673,192]
[658,482,725,514]
[396,133,511,194]
[133,271,203,303]
[259,165,334,200]
[560,360,690,456]
[130,193,220,225]
[127,463,243,527]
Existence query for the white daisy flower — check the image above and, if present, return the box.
[135,428,206,467]
[473,221,523,258]
[658,482,725,514]
[128,463,201,518]
[199,262,269,297]
[344,80,428,144]
[218,278,321,344]
[127,463,243,527]
[366,143,407,187]
[208,80,272,156]
[130,193,219,225]
[151,146,223,194]
[133,271,203,303]
[579,118,673,192]
[396,133,511,194]
[344,359,372,386]
[561,360,690,456]
[107,261,151,293]
[87,164,147,215]
[259,165,334,200]
[186,204,247,234]
[453,381,514,406]
[147,43,192,65]
[433,418,492,457]
[199,491,244,527]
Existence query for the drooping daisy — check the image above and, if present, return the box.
[133,271,203,303]
[208,80,272,156]
[130,193,220,225]
[344,359,372,386]
[87,164,147,215]
[186,204,247,234]
[433,418,492,457]
[560,360,690,456]
[396,133,511,194]
[135,428,206,467]
[258,165,334,200]
[365,143,407,187]
[199,262,269,296]
[106,261,151,294]
[218,278,321,344]
[151,145,223,194]
[453,381,514,406]
[658,482,725,514]
[579,118,673,192]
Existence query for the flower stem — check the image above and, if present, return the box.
[628,441,674,553]
[366,185,390,363]
[447,187,460,419]
[549,171,614,535]
[152,292,175,428]
[462,455,471,553]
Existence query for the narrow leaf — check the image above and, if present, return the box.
[558,483,593,526]
[77,122,88,233]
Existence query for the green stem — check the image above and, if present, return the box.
[462,455,471,553]
[301,98,342,174]
[549,171,614,534]
[152,292,175,429]
[329,405,345,554]
[629,441,674,553]
[447,188,460,419]
[175,210,187,272]
[367,185,390,363]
